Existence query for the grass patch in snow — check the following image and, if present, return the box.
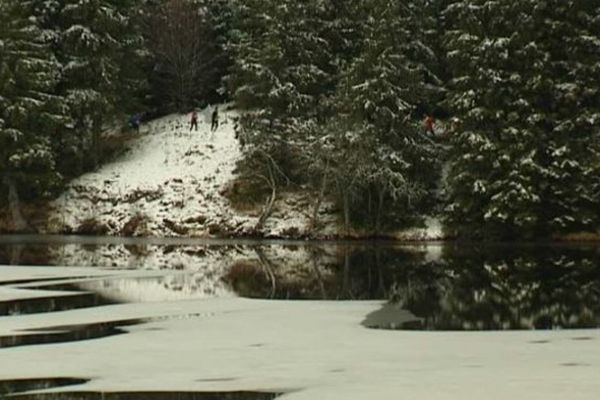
[74,217,111,236]
[556,231,600,242]
[221,174,271,213]
[0,202,50,234]
[120,213,151,237]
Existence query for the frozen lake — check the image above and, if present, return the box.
[1,236,599,399]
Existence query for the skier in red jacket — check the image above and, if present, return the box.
[423,114,435,136]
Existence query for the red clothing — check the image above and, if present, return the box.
[424,116,434,133]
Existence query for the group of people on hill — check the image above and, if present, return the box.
[131,106,449,140]
[128,106,220,133]
[189,106,219,132]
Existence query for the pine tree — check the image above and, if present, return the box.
[443,0,525,238]
[320,0,442,231]
[32,0,147,174]
[229,0,445,232]
[529,0,600,233]
[228,0,342,229]
[0,0,65,205]
[230,0,336,127]
[443,0,600,238]
[229,1,337,169]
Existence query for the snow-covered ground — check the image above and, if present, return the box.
[45,107,336,239]
[1,265,599,400]
[44,106,443,240]
[47,107,253,237]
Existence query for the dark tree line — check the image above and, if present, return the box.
[0,0,230,214]
[229,0,600,239]
[1,0,599,239]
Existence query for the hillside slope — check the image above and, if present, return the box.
[46,107,336,238]
[46,106,442,239]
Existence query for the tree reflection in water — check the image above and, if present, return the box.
[2,238,600,331]
[227,244,600,330]
[388,245,600,330]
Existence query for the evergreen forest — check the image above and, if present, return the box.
[1,0,599,239]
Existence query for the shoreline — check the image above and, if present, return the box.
[2,232,600,246]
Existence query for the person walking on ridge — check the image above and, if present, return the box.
[190,110,198,131]
[129,113,142,133]
[423,114,435,136]
[211,106,219,132]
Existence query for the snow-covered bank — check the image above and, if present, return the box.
[0,265,599,400]
[43,106,445,241]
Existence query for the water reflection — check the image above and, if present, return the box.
[0,243,53,266]
[1,236,600,331]
[390,245,600,330]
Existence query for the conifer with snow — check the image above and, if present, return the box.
[229,1,339,192]
[38,0,147,173]
[319,0,442,231]
[443,0,600,238]
[0,0,65,204]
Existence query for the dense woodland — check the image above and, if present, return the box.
[0,0,598,239]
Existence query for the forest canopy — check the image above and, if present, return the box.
[0,0,598,239]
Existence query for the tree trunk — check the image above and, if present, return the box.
[2,175,29,232]
[310,167,329,232]
[310,249,327,299]
[375,248,386,298]
[342,248,352,299]
[367,187,372,227]
[337,180,351,234]
[91,127,99,170]
[343,192,350,234]
[255,160,277,231]
[256,247,277,298]
[10,244,24,265]
[375,187,386,235]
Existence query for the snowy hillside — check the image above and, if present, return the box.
[47,107,244,236]
[46,107,312,238]
[45,106,443,240]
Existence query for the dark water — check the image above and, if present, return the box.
[0,378,89,397]
[0,284,117,316]
[9,392,280,400]
[0,377,280,400]
[1,236,600,331]
[0,317,144,349]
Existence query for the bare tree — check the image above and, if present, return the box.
[145,0,218,111]
[2,175,29,232]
